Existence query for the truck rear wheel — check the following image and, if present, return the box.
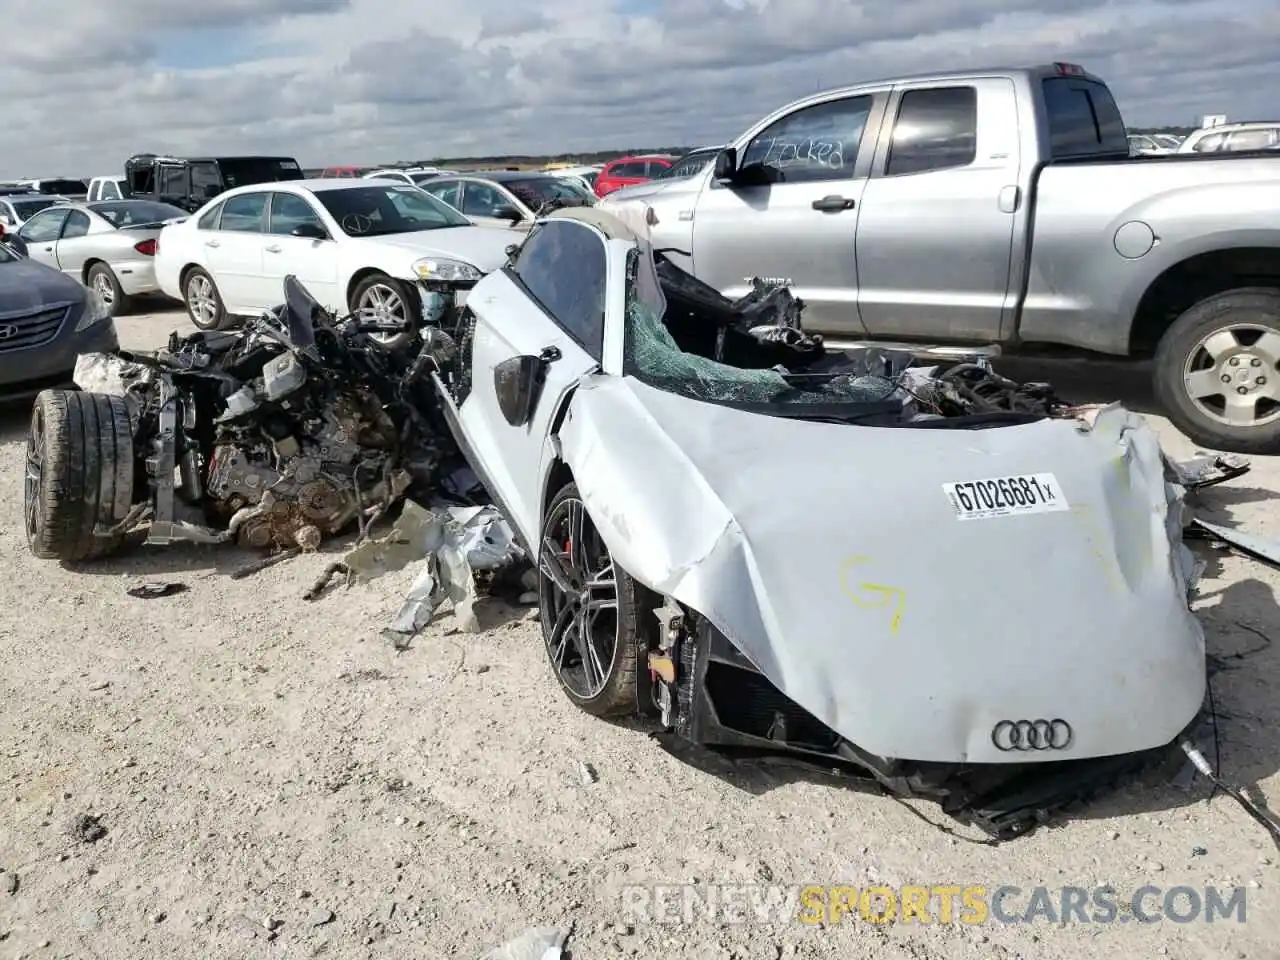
[25,390,137,562]
[1154,287,1280,454]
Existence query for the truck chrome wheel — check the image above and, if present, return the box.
[1183,322,1280,427]
[538,494,620,701]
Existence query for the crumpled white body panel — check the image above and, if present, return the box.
[558,376,1205,764]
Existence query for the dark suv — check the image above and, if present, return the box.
[124,155,304,212]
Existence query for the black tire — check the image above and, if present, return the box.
[1154,287,1280,454]
[350,273,417,350]
[25,390,137,562]
[86,262,132,317]
[182,267,229,330]
[539,481,648,717]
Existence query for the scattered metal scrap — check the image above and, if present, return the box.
[1186,516,1280,569]
[1171,452,1251,490]
[126,581,187,599]
[229,548,302,580]
[338,501,529,648]
[303,561,352,601]
[67,813,107,843]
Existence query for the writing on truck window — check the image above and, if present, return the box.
[754,137,845,170]
[741,95,872,182]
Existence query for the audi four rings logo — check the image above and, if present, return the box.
[0,324,17,340]
[991,719,1073,751]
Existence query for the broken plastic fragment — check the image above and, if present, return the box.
[73,352,146,396]
[340,501,526,645]
[479,926,569,960]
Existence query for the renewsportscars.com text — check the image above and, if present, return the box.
[619,883,1248,926]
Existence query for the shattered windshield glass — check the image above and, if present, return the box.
[622,240,905,412]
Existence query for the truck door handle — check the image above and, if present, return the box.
[539,345,562,363]
[204,239,220,248]
[264,244,281,253]
[812,195,855,212]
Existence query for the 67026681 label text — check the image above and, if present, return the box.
[942,472,1069,520]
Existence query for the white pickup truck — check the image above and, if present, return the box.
[602,63,1280,453]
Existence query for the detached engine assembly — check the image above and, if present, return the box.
[24,275,453,561]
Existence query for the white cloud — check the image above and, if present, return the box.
[0,0,1275,177]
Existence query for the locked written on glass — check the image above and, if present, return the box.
[618,883,1248,926]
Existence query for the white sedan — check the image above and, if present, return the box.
[154,179,515,344]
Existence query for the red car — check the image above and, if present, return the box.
[594,154,676,197]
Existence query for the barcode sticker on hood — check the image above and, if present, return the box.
[943,473,1069,520]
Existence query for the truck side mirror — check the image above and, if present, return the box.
[713,147,738,182]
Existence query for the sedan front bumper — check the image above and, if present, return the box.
[0,313,119,397]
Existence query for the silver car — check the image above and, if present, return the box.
[420,171,595,229]
[12,199,187,316]
[0,194,70,229]
[1176,121,1280,153]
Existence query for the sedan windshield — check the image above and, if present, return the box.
[11,197,60,219]
[312,185,471,236]
[90,200,187,227]
[505,177,594,210]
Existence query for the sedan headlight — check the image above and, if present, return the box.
[74,287,112,331]
[412,257,482,283]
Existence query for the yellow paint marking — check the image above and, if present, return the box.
[839,556,906,635]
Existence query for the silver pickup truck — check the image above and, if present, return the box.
[599,63,1280,453]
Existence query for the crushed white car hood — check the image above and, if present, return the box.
[558,376,1205,765]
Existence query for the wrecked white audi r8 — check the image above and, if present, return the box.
[428,208,1210,837]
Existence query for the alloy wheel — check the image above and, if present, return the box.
[186,274,218,327]
[356,283,407,345]
[91,271,115,310]
[539,496,620,700]
[1182,323,1280,427]
[24,407,44,547]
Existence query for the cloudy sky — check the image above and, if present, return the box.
[2,0,1275,177]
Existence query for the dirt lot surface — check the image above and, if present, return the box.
[2,305,1279,959]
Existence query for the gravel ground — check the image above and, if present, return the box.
[1,305,1278,959]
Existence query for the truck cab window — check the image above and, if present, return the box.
[1041,77,1128,157]
[741,95,872,183]
[885,87,977,176]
